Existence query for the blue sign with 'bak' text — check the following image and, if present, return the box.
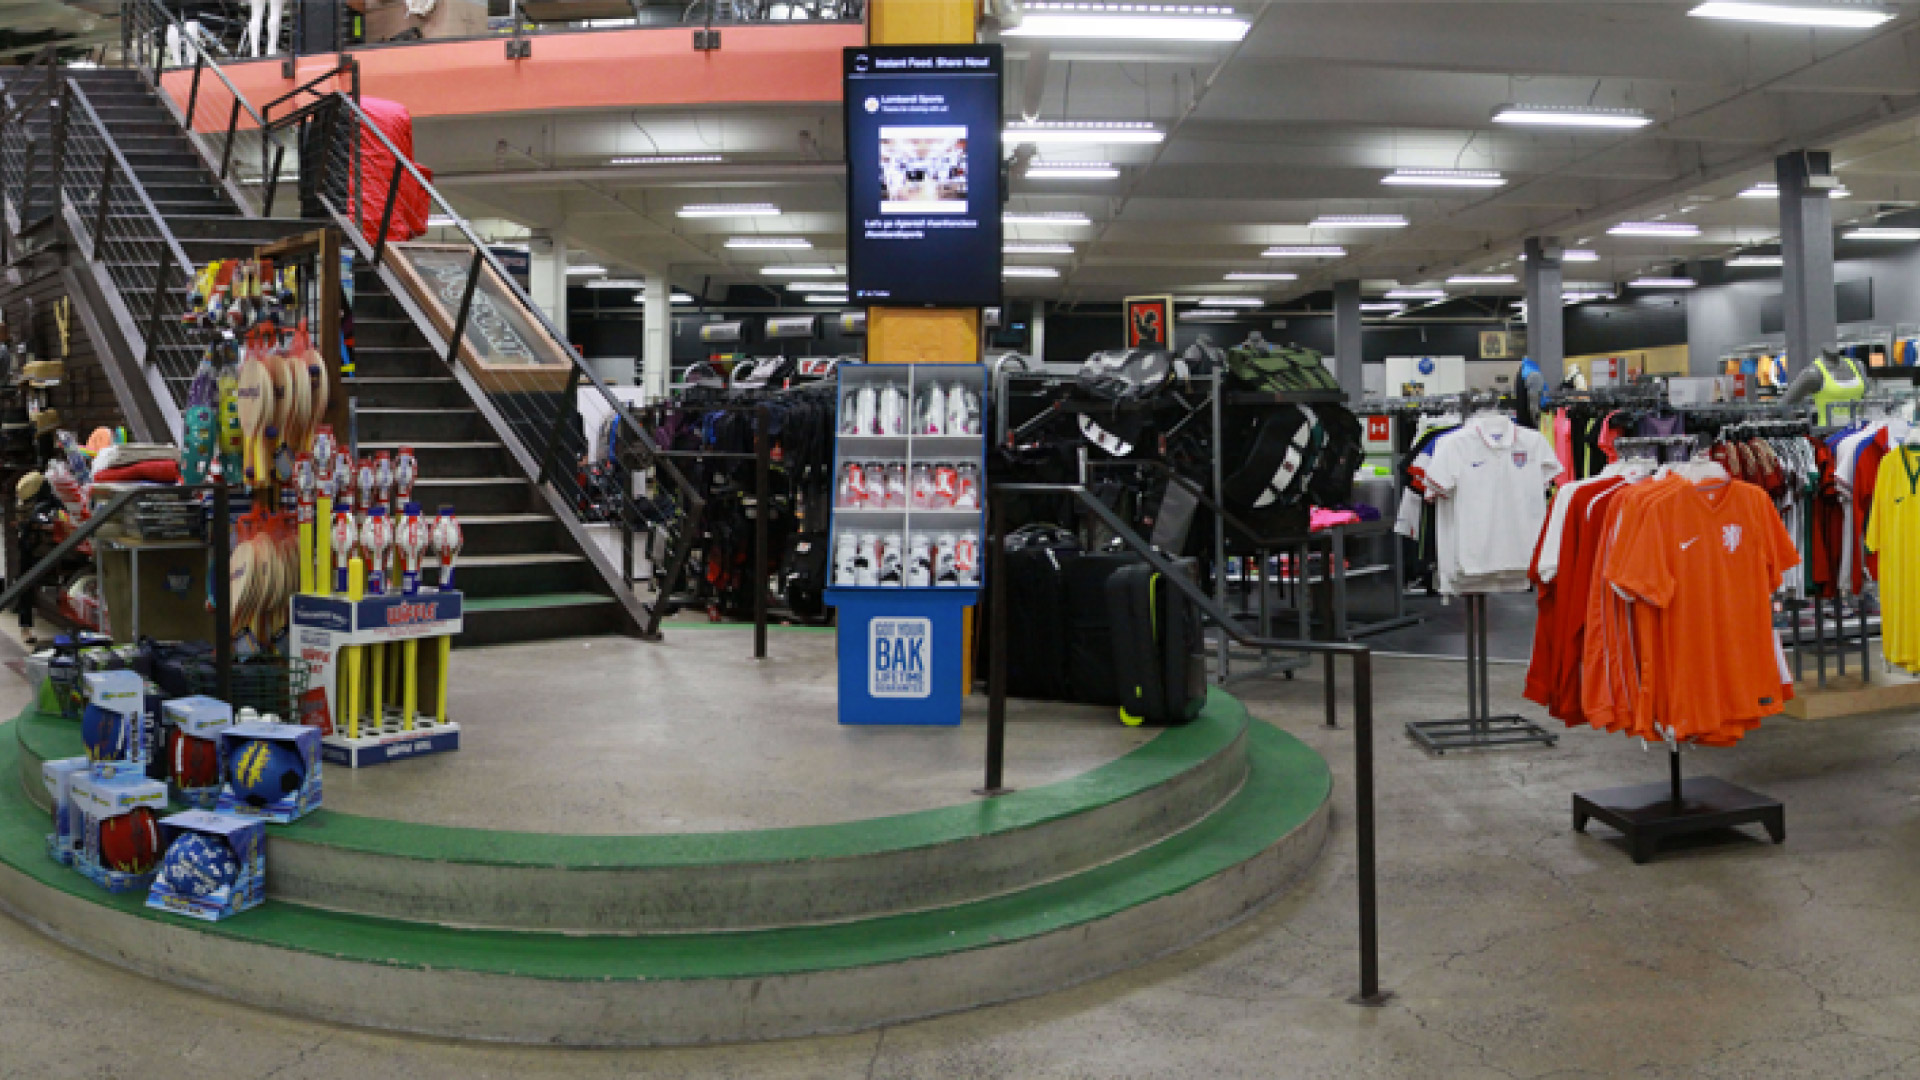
[869,617,931,699]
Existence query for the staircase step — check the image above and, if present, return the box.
[349,347,445,379]
[344,376,465,410]
[358,440,515,478]
[354,407,483,443]
[455,513,562,556]
[458,593,626,645]
[348,317,422,348]
[412,477,536,516]
[145,215,313,242]
[454,552,596,596]
[0,704,1329,1045]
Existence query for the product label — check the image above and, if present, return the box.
[869,617,932,699]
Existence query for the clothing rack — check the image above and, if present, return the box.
[1573,743,1786,864]
[1405,593,1558,753]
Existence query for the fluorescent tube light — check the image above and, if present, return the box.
[1689,2,1894,29]
[725,237,812,249]
[1739,181,1851,199]
[1492,104,1653,129]
[676,203,780,218]
[759,266,843,276]
[1563,291,1616,303]
[1261,245,1347,258]
[1005,211,1093,225]
[1727,254,1784,267]
[1004,242,1074,254]
[1360,303,1406,313]
[566,265,609,276]
[1311,214,1407,229]
[1184,309,1242,319]
[586,278,646,290]
[1843,227,1920,240]
[1194,297,1264,307]
[1224,272,1298,281]
[1381,168,1506,188]
[803,295,851,304]
[1384,288,1447,300]
[1004,266,1062,278]
[631,292,696,304]
[1632,276,1697,288]
[426,215,457,228]
[787,281,848,292]
[1026,161,1121,180]
[1608,221,1701,237]
[1004,121,1164,146]
[611,154,723,165]
[1002,3,1251,42]
[1446,274,1518,285]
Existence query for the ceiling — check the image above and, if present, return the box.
[331,3,1920,309]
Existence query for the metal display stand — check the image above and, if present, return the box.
[1573,746,1785,864]
[1405,593,1558,752]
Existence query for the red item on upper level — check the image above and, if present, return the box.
[355,96,434,246]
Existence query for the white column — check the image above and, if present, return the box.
[1030,300,1046,364]
[644,268,671,403]
[528,231,569,328]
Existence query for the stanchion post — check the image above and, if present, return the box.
[753,405,769,661]
[978,493,1009,796]
[1350,648,1389,1005]
[1323,652,1339,728]
[211,478,232,704]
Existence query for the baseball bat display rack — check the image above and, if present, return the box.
[291,587,463,768]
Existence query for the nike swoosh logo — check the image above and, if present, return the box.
[1680,538,1698,550]
[1471,462,1486,468]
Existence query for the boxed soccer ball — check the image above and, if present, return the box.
[146,811,265,922]
[161,697,233,809]
[80,670,148,780]
[70,771,167,893]
[40,756,89,865]
[216,722,322,824]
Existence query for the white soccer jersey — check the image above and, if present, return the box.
[1424,414,1560,591]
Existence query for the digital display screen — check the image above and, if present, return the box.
[844,45,1003,307]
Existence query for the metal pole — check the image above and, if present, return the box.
[186,56,204,126]
[220,99,240,180]
[212,477,232,703]
[446,249,483,368]
[91,157,114,260]
[371,159,403,267]
[1351,648,1387,1006]
[980,493,1009,795]
[1323,652,1338,728]
[1669,744,1683,811]
[753,405,769,661]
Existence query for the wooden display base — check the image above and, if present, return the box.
[1782,675,1920,720]
[322,715,461,769]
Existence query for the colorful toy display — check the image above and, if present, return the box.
[228,738,307,808]
[157,832,239,899]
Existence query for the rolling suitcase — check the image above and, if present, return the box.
[1104,560,1207,726]
[1001,525,1082,701]
[1064,552,1143,706]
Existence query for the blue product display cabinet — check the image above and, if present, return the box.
[824,362,987,725]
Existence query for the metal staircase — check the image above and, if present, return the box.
[0,14,700,646]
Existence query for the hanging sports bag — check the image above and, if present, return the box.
[1226,344,1340,393]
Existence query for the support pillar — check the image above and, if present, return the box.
[528,232,569,329]
[1333,279,1364,402]
[1030,300,1046,365]
[1778,150,1838,375]
[1523,237,1564,392]
[643,268,671,403]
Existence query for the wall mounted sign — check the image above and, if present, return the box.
[1126,295,1174,349]
[384,244,573,392]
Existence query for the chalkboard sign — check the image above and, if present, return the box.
[385,243,574,392]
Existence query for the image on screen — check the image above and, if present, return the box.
[879,126,969,214]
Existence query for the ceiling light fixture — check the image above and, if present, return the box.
[565,265,609,276]
[803,295,852,304]
[585,278,647,290]
[1739,181,1851,199]
[1261,245,1348,258]
[1311,214,1408,229]
[1004,242,1074,254]
[1688,2,1894,29]
[759,265,844,276]
[1224,272,1298,281]
[1381,168,1506,188]
[1608,221,1702,237]
[1727,254,1785,267]
[1001,2,1252,42]
[1446,274,1518,285]
[1004,211,1093,226]
[630,292,696,304]
[1632,276,1697,288]
[1843,227,1920,240]
[1360,302,1407,313]
[426,215,457,228]
[677,203,780,218]
[1026,160,1121,180]
[1194,297,1264,307]
[1563,249,1600,262]
[1491,104,1654,129]
[1563,291,1616,303]
[1004,266,1062,278]
[611,154,724,165]
[787,281,849,292]
[1004,121,1164,146]
[1384,288,1447,300]
[1184,309,1243,319]
[725,237,812,249]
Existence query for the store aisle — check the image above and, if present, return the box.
[5,654,1920,1078]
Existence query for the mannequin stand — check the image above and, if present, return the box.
[1573,747,1785,864]
[1405,593,1557,753]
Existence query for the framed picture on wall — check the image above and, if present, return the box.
[1125,295,1174,350]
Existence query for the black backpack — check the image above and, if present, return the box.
[1305,404,1364,506]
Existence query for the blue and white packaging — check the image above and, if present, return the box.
[161,696,234,808]
[81,670,149,779]
[40,756,89,865]
[70,772,167,893]
[146,811,266,922]
[215,722,323,824]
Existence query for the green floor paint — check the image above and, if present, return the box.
[461,593,615,612]
[15,694,1246,869]
[0,709,1328,982]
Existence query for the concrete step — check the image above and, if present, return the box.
[356,440,516,479]
[144,215,313,242]
[411,477,537,516]
[0,698,1328,1045]
[344,376,465,410]
[349,347,443,380]
[457,592,626,646]
[353,407,484,444]
[451,552,598,597]
[453,513,566,556]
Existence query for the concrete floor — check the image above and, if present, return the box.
[323,626,1150,833]
[8,641,1920,1077]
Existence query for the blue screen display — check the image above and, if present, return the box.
[844,46,1003,308]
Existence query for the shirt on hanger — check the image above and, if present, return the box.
[1425,414,1560,591]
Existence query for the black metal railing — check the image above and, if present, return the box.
[984,482,1387,1008]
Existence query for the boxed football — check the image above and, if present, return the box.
[70,771,167,893]
[216,722,322,824]
[146,811,266,922]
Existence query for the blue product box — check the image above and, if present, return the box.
[82,670,149,780]
[215,722,323,824]
[40,757,90,865]
[146,811,266,922]
[70,772,167,894]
